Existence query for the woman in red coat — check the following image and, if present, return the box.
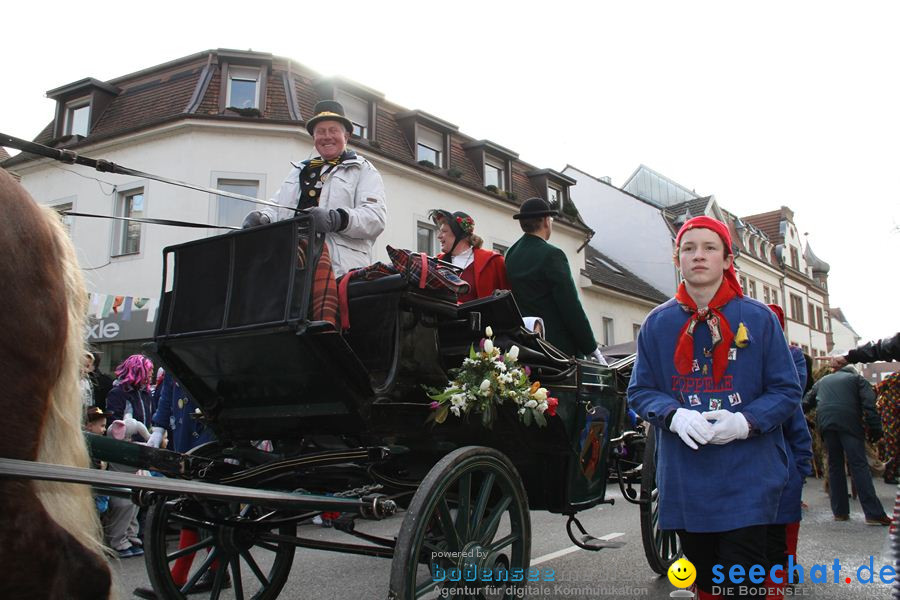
[430,209,509,303]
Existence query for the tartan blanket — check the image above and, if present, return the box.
[308,241,339,327]
[386,246,469,295]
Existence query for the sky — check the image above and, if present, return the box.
[4,1,898,341]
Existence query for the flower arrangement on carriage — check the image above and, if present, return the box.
[427,326,558,428]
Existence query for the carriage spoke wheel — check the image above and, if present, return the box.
[388,446,530,600]
[639,425,682,575]
[144,443,296,600]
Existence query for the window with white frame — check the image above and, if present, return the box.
[112,188,144,256]
[484,155,506,190]
[64,99,90,136]
[602,317,614,346]
[417,221,439,255]
[771,289,778,305]
[748,280,757,299]
[226,67,261,109]
[416,126,443,167]
[216,179,259,229]
[335,90,370,138]
[763,285,771,304]
[52,202,74,234]
[548,184,563,210]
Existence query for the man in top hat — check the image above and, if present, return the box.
[429,208,509,302]
[504,197,602,360]
[243,100,386,277]
[628,215,801,599]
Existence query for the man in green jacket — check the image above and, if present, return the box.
[505,197,601,361]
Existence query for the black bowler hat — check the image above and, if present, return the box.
[513,197,558,220]
[306,100,354,135]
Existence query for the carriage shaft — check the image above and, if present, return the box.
[0,458,394,517]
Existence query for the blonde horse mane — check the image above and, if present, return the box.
[34,202,110,563]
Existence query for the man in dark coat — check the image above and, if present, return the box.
[804,365,890,524]
[504,197,600,360]
[827,332,900,369]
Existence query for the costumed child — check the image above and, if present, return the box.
[628,215,801,600]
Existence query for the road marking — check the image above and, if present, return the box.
[531,533,625,566]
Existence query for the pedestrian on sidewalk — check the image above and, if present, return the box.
[804,365,891,525]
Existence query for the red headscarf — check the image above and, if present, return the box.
[673,216,744,383]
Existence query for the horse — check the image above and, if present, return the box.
[0,168,113,599]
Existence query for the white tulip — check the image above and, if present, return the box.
[533,387,548,402]
[524,399,537,409]
[507,345,519,360]
[480,379,492,392]
[485,326,493,338]
[484,339,494,353]
[538,401,548,413]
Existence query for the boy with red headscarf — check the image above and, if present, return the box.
[628,216,801,599]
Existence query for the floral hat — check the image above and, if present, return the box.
[429,209,475,240]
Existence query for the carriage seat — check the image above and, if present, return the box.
[343,274,407,386]
[345,273,407,299]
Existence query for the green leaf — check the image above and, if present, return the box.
[522,409,532,426]
[481,403,494,429]
[469,344,477,360]
[533,411,547,428]
[434,404,450,424]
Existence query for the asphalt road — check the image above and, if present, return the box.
[112,476,898,599]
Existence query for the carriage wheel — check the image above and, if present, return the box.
[144,442,296,600]
[639,425,682,574]
[388,446,531,600]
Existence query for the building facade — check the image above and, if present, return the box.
[4,48,652,365]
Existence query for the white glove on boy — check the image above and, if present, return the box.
[702,410,750,445]
[669,407,715,450]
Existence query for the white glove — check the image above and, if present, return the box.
[123,417,151,441]
[703,410,750,445]
[669,407,715,450]
[147,426,165,449]
[590,348,608,365]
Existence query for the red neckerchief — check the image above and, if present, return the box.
[674,279,739,383]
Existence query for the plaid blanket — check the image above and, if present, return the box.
[308,241,339,327]
[386,246,469,295]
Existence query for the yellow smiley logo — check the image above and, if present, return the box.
[667,557,697,588]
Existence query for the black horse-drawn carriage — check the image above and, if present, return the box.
[110,214,677,599]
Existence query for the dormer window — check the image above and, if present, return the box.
[484,155,506,190]
[548,183,565,210]
[226,67,261,109]
[64,99,91,137]
[335,90,370,138]
[416,126,444,167]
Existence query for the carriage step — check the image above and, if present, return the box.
[565,515,626,552]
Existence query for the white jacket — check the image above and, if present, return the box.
[262,154,387,277]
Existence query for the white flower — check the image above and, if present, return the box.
[507,345,519,360]
[533,387,548,402]
[518,407,526,415]
[485,326,493,338]
[479,379,492,393]
[493,361,507,372]
[483,339,494,353]
[537,401,548,413]
[451,393,467,407]
[450,405,461,417]
[524,399,537,409]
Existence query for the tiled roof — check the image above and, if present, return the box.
[582,246,669,304]
[0,148,9,162]
[3,49,589,233]
[742,209,783,244]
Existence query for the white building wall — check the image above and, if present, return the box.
[563,166,676,296]
[831,319,861,356]
[580,283,657,346]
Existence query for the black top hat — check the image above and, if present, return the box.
[306,100,354,135]
[513,197,558,220]
[85,405,112,422]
